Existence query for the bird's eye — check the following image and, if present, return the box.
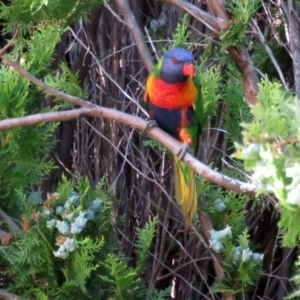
[172,57,178,64]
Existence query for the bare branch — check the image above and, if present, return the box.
[0,29,19,57]
[1,58,256,195]
[103,1,127,26]
[0,108,91,130]
[0,289,21,299]
[287,0,300,98]
[161,0,220,33]
[0,208,21,234]
[226,47,259,105]
[114,0,154,72]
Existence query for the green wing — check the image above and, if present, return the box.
[192,77,204,133]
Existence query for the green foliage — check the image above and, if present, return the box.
[0,0,103,33]
[204,183,247,238]
[0,0,89,205]
[221,0,260,49]
[143,138,166,153]
[200,180,263,293]
[1,177,112,298]
[0,2,86,202]
[147,287,171,300]
[223,74,251,144]
[214,231,263,294]
[100,216,169,300]
[171,14,191,49]
[149,16,167,40]
[287,255,300,299]
[235,78,300,247]
[0,178,169,299]
[21,26,65,76]
[135,216,157,272]
[196,44,251,144]
[0,65,57,200]
[212,46,252,144]
[252,39,291,81]
[44,62,87,101]
[196,60,221,126]
[100,254,147,300]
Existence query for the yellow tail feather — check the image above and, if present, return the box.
[173,158,197,226]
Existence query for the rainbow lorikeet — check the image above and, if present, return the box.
[144,48,203,226]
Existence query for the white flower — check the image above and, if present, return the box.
[46,219,56,229]
[71,212,88,234]
[64,191,80,209]
[55,206,64,216]
[285,164,300,205]
[251,253,264,264]
[208,226,232,254]
[42,208,53,216]
[286,185,300,205]
[209,239,224,253]
[209,226,232,242]
[85,210,95,220]
[232,246,242,262]
[266,179,285,200]
[286,163,300,178]
[213,198,227,212]
[53,245,69,259]
[252,163,276,183]
[259,147,275,164]
[63,238,77,252]
[242,143,260,160]
[89,198,103,213]
[241,248,253,263]
[56,220,71,235]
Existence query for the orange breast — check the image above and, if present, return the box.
[145,75,198,109]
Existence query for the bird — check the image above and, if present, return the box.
[144,48,203,226]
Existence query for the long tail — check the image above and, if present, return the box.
[173,157,197,226]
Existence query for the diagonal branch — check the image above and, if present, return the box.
[1,57,256,196]
[161,0,220,33]
[114,0,154,72]
[0,208,21,234]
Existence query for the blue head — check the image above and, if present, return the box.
[159,48,195,84]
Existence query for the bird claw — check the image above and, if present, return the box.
[176,143,190,161]
[144,119,158,132]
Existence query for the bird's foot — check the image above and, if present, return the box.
[176,142,190,161]
[144,118,158,132]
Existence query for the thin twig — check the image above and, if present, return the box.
[144,26,159,61]
[68,26,149,117]
[252,19,289,92]
[0,29,19,57]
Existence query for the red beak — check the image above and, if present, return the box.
[182,62,195,77]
